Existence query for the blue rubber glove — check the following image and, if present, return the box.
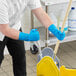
[48,24,65,41]
[19,29,40,41]
[29,29,40,41]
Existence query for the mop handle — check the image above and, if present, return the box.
[54,0,73,57]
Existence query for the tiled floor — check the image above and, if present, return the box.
[0,41,76,76]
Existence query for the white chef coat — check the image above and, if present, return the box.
[0,0,41,41]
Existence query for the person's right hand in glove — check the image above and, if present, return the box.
[19,29,40,41]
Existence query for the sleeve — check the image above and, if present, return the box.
[0,0,9,24]
[27,0,41,10]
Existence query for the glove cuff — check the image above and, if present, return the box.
[19,32,30,41]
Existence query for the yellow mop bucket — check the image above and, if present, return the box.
[37,56,59,76]
[37,0,73,76]
[60,66,76,76]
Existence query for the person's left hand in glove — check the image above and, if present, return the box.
[32,7,65,41]
[48,24,65,41]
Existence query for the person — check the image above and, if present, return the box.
[0,0,65,76]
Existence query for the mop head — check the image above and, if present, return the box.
[37,56,59,76]
[38,47,60,68]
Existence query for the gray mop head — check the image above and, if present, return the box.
[38,47,60,68]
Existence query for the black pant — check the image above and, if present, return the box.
[0,29,26,76]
